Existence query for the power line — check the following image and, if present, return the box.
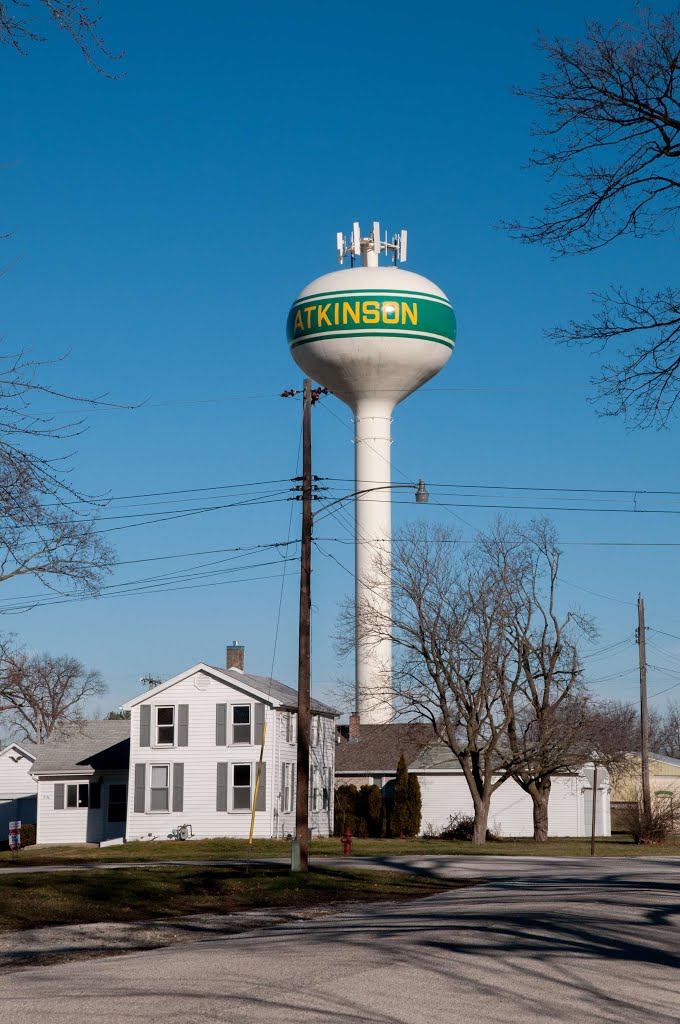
[0,565,294,614]
[324,476,680,498]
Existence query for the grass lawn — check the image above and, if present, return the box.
[0,865,461,931]
[1,834,679,867]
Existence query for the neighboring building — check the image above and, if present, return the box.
[336,715,611,838]
[32,721,130,845]
[410,745,610,838]
[122,647,337,841]
[335,718,432,791]
[0,742,38,840]
[611,752,680,808]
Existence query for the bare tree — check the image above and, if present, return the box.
[505,8,680,427]
[339,518,605,844]
[598,697,680,760]
[0,350,116,604]
[0,0,123,75]
[498,520,598,841]
[656,700,680,758]
[0,648,107,742]
[339,521,531,845]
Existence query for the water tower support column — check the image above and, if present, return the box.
[353,397,394,724]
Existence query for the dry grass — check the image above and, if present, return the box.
[0,864,461,931]
[1,834,680,868]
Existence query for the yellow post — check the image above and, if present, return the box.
[249,721,267,845]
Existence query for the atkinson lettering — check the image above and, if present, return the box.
[292,299,419,335]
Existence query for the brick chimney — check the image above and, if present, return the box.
[349,712,361,743]
[226,641,245,672]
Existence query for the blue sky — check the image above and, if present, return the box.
[1,0,680,717]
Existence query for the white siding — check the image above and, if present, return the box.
[310,713,334,838]
[125,670,337,841]
[36,771,127,845]
[418,771,610,838]
[0,746,37,838]
[274,710,297,838]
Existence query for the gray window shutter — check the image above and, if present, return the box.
[134,763,146,813]
[54,783,64,810]
[89,781,101,809]
[140,705,151,747]
[216,704,227,746]
[216,762,228,812]
[178,705,189,747]
[254,702,265,745]
[256,761,267,811]
[173,763,184,812]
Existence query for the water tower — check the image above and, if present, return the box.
[287,222,456,723]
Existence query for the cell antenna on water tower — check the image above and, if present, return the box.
[336,221,408,267]
[287,221,456,724]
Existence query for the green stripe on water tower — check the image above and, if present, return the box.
[286,290,457,350]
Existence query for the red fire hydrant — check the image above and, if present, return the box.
[341,827,353,856]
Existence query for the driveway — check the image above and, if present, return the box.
[1,857,678,1023]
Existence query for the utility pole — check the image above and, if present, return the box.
[637,593,651,820]
[294,378,313,873]
[590,764,598,857]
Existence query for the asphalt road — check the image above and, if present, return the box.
[2,857,679,1023]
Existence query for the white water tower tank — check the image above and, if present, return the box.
[287,222,456,723]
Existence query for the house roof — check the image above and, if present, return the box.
[335,722,433,774]
[0,741,38,762]
[647,751,680,769]
[31,720,130,777]
[122,663,337,716]
[208,668,337,715]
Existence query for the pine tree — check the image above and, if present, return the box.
[389,753,410,837]
[406,772,422,836]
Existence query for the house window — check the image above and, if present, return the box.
[311,768,321,812]
[232,705,252,744]
[311,715,320,747]
[66,783,89,809]
[156,706,175,746]
[285,711,295,744]
[108,783,127,822]
[232,763,252,810]
[282,762,294,813]
[323,767,330,811]
[150,764,170,811]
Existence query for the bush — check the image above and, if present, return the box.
[619,798,680,845]
[435,813,500,842]
[20,823,36,848]
[333,784,361,836]
[406,772,422,837]
[389,754,410,837]
[360,784,386,838]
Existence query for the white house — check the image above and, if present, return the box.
[0,742,38,841]
[121,649,338,842]
[29,649,338,845]
[336,717,611,838]
[32,720,130,845]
